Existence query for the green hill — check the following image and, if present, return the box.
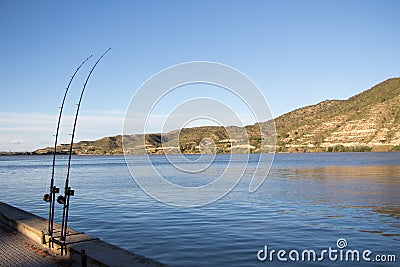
[34,78,400,154]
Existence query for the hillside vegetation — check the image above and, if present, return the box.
[34,78,400,154]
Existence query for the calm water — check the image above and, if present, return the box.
[0,153,399,266]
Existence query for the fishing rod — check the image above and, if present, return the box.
[57,47,111,248]
[43,55,92,239]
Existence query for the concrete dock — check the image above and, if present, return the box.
[0,220,69,266]
[0,202,168,267]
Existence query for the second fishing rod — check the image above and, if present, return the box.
[56,47,111,245]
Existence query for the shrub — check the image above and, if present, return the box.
[392,145,400,152]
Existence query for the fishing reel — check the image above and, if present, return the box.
[43,194,51,202]
[56,188,75,205]
[43,186,60,202]
[57,195,66,205]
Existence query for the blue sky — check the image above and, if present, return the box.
[1,0,399,151]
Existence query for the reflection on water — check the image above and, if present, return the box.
[272,161,400,239]
[372,205,400,220]
[283,165,400,182]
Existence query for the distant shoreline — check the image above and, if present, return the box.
[1,150,399,156]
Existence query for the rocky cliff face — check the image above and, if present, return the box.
[34,78,400,154]
[273,78,400,152]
